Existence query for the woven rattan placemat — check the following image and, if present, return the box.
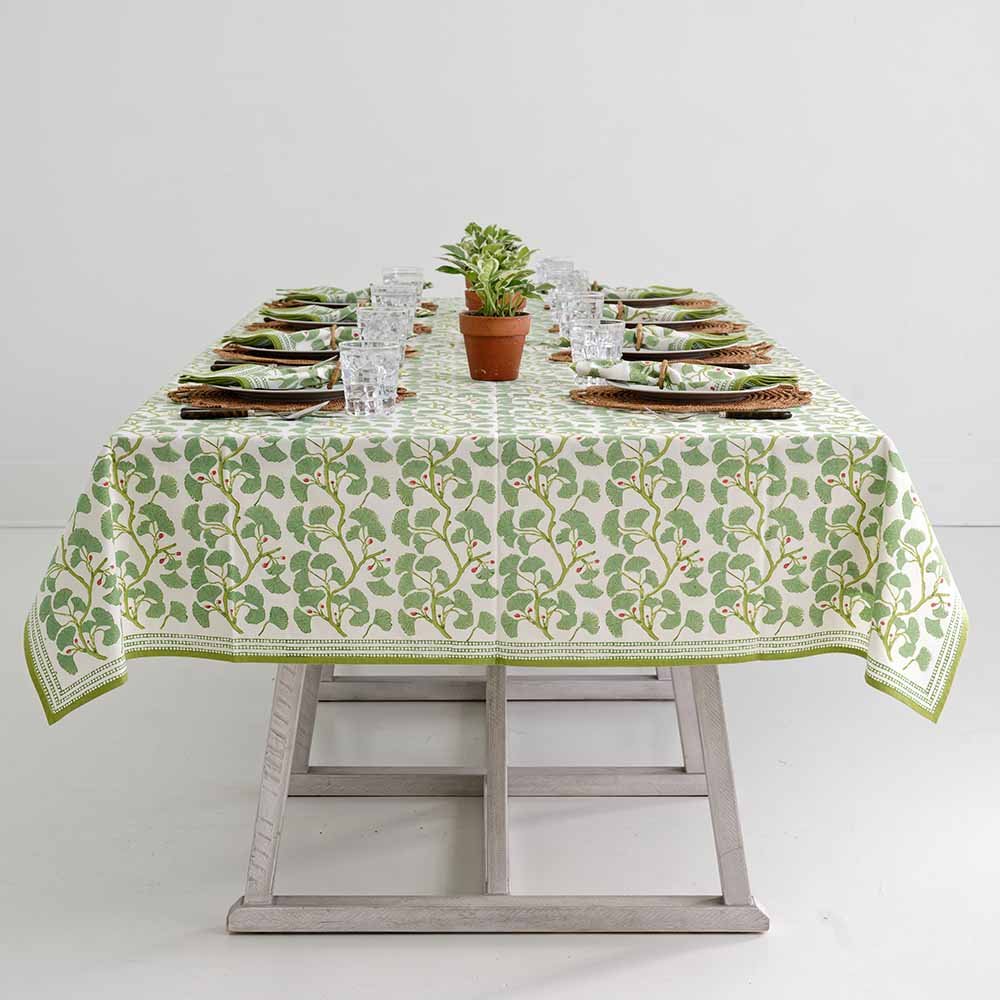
[568,384,811,414]
[548,342,774,366]
[167,385,415,413]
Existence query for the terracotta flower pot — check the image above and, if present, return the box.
[465,288,526,313]
[458,311,530,381]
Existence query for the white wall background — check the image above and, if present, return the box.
[1,0,997,524]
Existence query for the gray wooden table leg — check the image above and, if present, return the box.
[484,666,509,894]
[229,661,769,932]
[690,664,753,906]
[669,667,706,774]
[243,664,311,905]
[291,665,322,775]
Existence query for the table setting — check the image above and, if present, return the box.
[22,222,967,934]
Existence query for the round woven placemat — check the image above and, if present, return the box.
[665,297,717,308]
[568,384,811,414]
[548,342,774,366]
[167,385,415,413]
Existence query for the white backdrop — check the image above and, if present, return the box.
[2,0,997,524]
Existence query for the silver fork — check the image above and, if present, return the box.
[643,406,697,421]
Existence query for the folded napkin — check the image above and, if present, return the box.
[561,327,747,351]
[224,327,358,351]
[259,304,358,325]
[277,285,368,304]
[574,359,798,392]
[603,303,727,323]
[179,359,339,390]
[598,284,694,301]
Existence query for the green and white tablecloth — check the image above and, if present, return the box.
[24,298,967,723]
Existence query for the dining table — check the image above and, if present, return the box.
[23,293,967,933]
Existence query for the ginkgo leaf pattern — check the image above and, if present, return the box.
[24,296,967,724]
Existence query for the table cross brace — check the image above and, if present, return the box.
[227,665,768,933]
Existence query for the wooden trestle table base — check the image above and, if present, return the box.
[226,664,769,933]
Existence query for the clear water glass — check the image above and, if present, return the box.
[541,258,576,308]
[357,305,411,345]
[549,268,590,319]
[339,340,402,415]
[561,290,605,330]
[382,268,425,306]
[382,266,424,289]
[569,320,625,384]
[370,281,419,317]
[535,257,570,286]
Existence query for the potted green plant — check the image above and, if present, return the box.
[439,222,525,312]
[439,238,547,382]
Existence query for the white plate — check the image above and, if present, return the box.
[623,319,726,329]
[234,345,339,361]
[213,385,345,402]
[258,317,357,329]
[613,295,698,308]
[602,380,776,403]
[622,346,733,361]
[280,298,358,308]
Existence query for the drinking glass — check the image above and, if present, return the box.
[382,268,425,307]
[382,266,424,289]
[357,305,411,345]
[371,280,419,315]
[549,268,590,321]
[538,257,573,284]
[535,257,570,286]
[339,340,402,415]
[562,290,605,329]
[540,258,576,309]
[568,320,625,384]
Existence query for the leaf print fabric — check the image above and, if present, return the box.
[23,296,966,724]
[178,359,338,389]
[599,284,695,301]
[604,303,728,323]
[576,359,799,391]
[561,328,747,351]
[277,285,369,304]
[224,327,346,351]
[259,304,359,324]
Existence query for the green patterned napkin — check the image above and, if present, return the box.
[259,304,359,324]
[603,303,727,323]
[225,327,358,351]
[597,284,694,300]
[560,327,746,351]
[575,359,798,391]
[277,285,369,304]
[179,359,339,390]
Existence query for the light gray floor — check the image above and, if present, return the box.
[1,526,996,998]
